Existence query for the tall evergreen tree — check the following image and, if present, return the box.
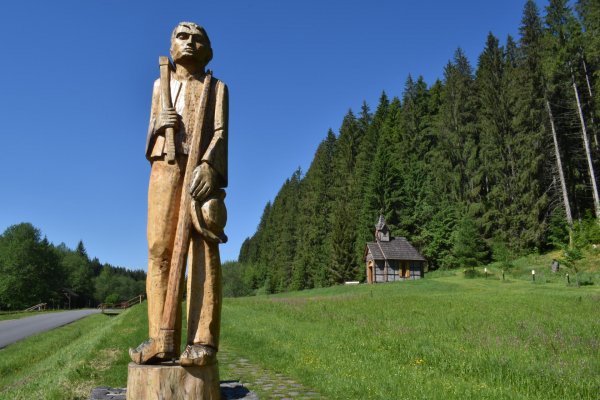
[435,48,479,205]
[452,215,489,269]
[397,75,433,239]
[544,0,596,221]
[292,130,336,289]
[476,33,520,245]
[363,98,404,235]
[329,111,363,282]
[576,0,600,128]
[355,94,390,266]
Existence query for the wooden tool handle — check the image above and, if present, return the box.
[159,56,176,164]
[159,72,213,347]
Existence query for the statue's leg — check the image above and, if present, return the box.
[181,235,222,366]
[186,232,205,344]
[196,239,222,348]
[131,158,184,363]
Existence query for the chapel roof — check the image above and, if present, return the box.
[366,237,426,261]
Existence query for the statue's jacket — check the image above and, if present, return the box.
[144,74,228,188]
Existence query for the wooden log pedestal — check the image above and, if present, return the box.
[126,361,220,400]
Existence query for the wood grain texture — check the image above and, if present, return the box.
[159,56,176,163]
[160,73,213,344]
[127,362,220,400]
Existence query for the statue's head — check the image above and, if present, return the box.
[170,22,213,69]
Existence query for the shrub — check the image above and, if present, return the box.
[104,293,119,304]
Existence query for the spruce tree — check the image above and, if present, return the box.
[452,215,489,269]
[329,111,363,282]
[476,33,518,245]
[292,130,336,289]
[355,94,390,269]
[436,48,478,205]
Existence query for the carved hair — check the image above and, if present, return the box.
[171,22,213,66]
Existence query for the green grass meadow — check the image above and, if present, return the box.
[1,264,598,399]
[222,274,600,399]
[0,307,147,399]
[0,310,63,322]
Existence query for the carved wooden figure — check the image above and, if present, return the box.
[128,21,228,399]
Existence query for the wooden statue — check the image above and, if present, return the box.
[129,21,228,372]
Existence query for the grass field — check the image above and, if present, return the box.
[0,307,147,399]
[0,310,64,322]
[1,262,598,399]
[222,274,600,399]
[0,304,240,400]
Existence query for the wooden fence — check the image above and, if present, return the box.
[98,294,145,314]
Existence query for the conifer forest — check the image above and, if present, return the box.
[237,0,600,293]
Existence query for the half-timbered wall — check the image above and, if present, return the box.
[365,247,425,283]
[371,260,424,283]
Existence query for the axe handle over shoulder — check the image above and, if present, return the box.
[159,56,176,164]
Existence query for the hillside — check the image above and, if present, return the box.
[237,0,600,294]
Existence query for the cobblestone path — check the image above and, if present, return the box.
[219,348,324,399]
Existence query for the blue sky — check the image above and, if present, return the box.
[0,0,544,270]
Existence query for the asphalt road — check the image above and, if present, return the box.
[0,309,101,349]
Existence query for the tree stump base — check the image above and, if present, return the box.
[127,361,221,400]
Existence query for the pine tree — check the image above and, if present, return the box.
[354,94,390,269]
[476,33,521,246]
[544,0,597,222]
[397,75,433,239]
[435,48,479,205]
[452,215,489,269]
[363,98,404,235]
[329,111,363,282]
[292,130,336,289]
[76,240,89,260]
[576,0,600,134]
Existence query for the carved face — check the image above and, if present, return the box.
[170,24,212,68]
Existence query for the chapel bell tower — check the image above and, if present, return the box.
[375,214,390,242]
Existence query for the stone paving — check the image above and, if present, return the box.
[90,349,323,400]
[215,349,324,400]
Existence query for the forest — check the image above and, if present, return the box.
[236,0,600,294]
[0,223,146,310]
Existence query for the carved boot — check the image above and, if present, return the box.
[179,344,217,366]
[129,338,175,364]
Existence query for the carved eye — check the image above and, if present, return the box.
[177,32,189,40]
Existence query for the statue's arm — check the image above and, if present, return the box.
[144,80,161,160]
[190,80,228,201]
[200,80,228,187]
[145,79,180,161]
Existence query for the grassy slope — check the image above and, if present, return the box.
[484,248,600,284]
[0,310,63,322]
[0,306,147,400]
[221,275,600,400]
[0,303,237,400]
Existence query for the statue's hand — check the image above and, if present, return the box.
[155,107,180,133]
[190,162,219,201]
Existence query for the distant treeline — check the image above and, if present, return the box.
[0,223,146,310]
[238,0,600,294]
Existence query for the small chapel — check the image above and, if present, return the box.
[364,215,427,284]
